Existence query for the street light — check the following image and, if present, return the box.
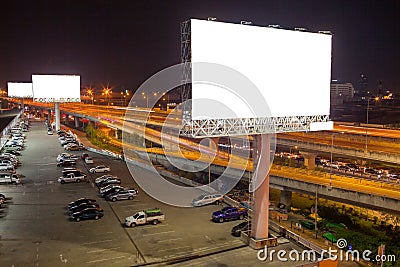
[103,87,112,106]
[365,97,379,153]
[87,88,94,105]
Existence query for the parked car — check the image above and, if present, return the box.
[65,143,84,151]
[0,163,15,172]
[58,171,87,184]
[0,173,21,184]
[68,203,100,215]
[211,206,248,223]
[99,185,124,198]
[81,153,89,160]
[3,144,22,151]
[95,175,116,185]
[231,220,251,237]
[5,150,21,156]
[68,198,97,210]
[97,178,121,188]
[89,165,110,173]
[192,193,224,207]
[124,208,164,227]
[84,157,94,164]
[70,208,104,222]
[57,159,76,167]
[57,153,78,162]
[106,189,138,202]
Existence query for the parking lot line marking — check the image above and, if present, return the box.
[82,239,113,245]
[86,255,125,264]
[142,224,169,228]
[87,247,120,253]
[119,202,146,207]
[142,230,175,237]
[157,237,182,243]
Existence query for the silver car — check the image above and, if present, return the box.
[192,193,224,207]
[106,189,138,202]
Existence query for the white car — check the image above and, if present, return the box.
[57,153,78,162]
[84,157,94,164]
[89,165,110,173]
[192,193,224,207]
[95,174,115,184]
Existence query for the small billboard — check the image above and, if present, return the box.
[32,75,81,102]
[7,82,33,98]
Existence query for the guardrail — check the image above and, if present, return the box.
[278,138,400,164]
[269,220,326,257]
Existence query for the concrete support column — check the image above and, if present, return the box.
[279,189,292,212]
[251,134,271,240]
[74,116,79,128]
[302,152,316,169]
[54,102,60,131]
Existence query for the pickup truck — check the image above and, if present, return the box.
[125,208,165,227]
[58,171,87,184]
[211,206,248,223]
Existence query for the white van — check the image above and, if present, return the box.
[0,173,20,184]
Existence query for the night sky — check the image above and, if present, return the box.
[1,0,399,93]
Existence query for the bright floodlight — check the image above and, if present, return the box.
[32,75,81,102]
[7,82,33,98]
[189,19,332,120]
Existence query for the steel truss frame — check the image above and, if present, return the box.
[180,20,330,138]
[180,115,330,138]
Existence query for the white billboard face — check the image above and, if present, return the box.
[32,75,81,102]
[7,82,33,98]
[190,19,332,120]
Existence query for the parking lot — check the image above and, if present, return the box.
[0,121,246,266]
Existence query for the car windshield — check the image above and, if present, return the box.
[193,194,207,201]
[221,207,231,212]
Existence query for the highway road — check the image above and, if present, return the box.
[23,100,400,156]
[19,101,400,197]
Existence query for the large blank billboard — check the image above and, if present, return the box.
[32,75,81,102]
[190,19,332,120]
[7,82,33,98]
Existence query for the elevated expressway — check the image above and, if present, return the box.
[24,101,400,213]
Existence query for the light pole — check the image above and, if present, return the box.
[103,87,112,107]
[87,89,94,105]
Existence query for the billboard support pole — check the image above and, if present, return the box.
[54,102,60,131]
[251,133,270,240]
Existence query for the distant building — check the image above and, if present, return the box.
[358,73,368,96]
[330,81,354,100]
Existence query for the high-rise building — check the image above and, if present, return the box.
[358,73,368,96]
[331,80,354,101]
